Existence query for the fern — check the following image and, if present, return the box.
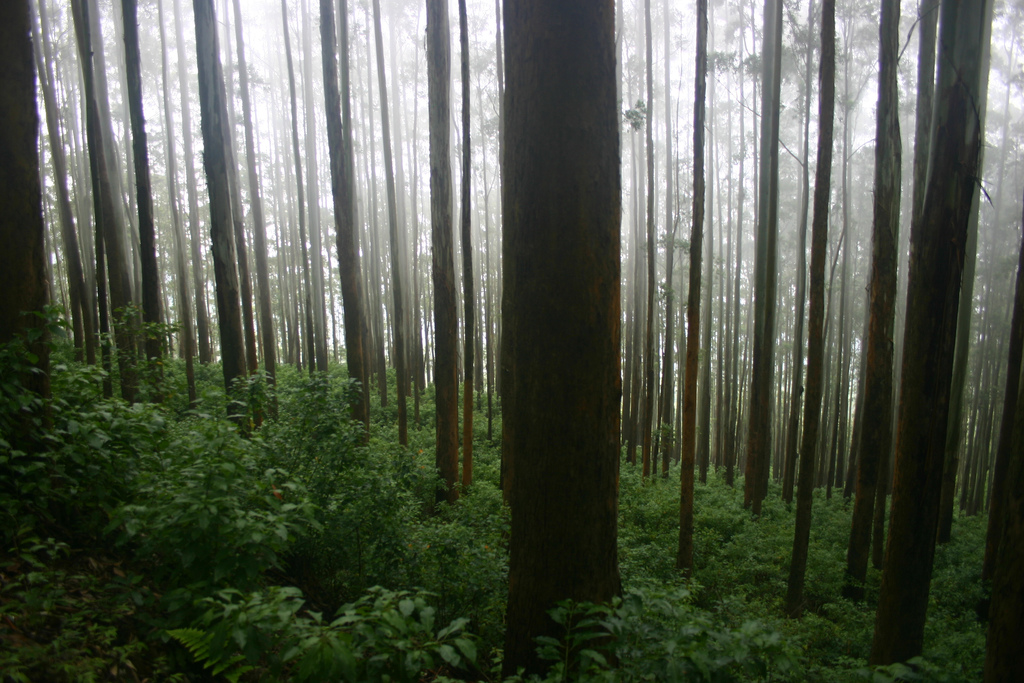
[167,628,254,683]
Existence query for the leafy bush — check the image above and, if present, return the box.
[172,585,477,681]
[520,588,799,682]
[110,417,317,620]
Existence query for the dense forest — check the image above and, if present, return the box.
[1,0,1022,679]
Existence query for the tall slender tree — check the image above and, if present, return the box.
[72,0,137,403]
[231,0,277,394]
[744,0,783,513]
[844,0,901,601]
[870,0,993,663]
[122,0,164,380]
[322,0,369,429]
[678,0,708,574]
[458,0,475,488]
[427,0,459,506]
[31,0,95,365]
[371,0,409,445]
[192,0,247,401]
[785,0,835,617]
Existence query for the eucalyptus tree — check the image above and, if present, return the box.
[370,0,409,445]
[678,0,708,574]
[231,0,276,393]
[744,0,783,514]
[428,0,458,506]
[501,0,620,673]
[31,0,94,365]
[191,0,247,401]
[71,0,137,403]
[321,0,369,429]
[0,0,50,417]
[122,0,164,377]
[844,0,901,601]
[870,0,993,663]
[785,0,835,618]
[459,0,475,488]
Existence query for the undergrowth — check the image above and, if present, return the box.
[0,321,989,681]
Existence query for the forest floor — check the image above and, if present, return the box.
[0,341,989,681]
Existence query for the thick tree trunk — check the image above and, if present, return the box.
[784,0,834,617]
[0,0,50,423]
[844,0,901,601]
[427,0,459,506]
[870,0,992,664]
[501,1,621,674]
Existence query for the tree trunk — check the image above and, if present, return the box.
[743,0,782,514]
[677,0,707,574]
[31,0,95,365]
[870,0,992,664]
[984,235,1024,676]
[784,0,834,617]
[231,0,277,399]
[843,0,901,601]
[427,0,459,506]
[782,0,815,504]
[458,0,475,489]
[371,0,408,445]
[122,0,164,389]
[192,0,247,403]
[501,1,621,674]
[72,0,137,403]
[0,0,51,424]
[641,0,656,480]
[157,0,197,405]
[173,0,213,365]
[321,0,369,430]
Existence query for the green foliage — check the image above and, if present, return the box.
[523,589,799,682]
[110,416,317,620]
[179,585,477,681]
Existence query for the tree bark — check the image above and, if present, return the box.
[122,0,164,383]
[31,0,94,365]
[678,0,707,574]
[371,0,409,445]
[72,0,137,403]
[870,0,992,664]
[322,0,369,430]
[232,0,277,397]
[501,0,621,674]
[0,0,50,421]
[743,0,782,514]
[458,0,475,489]
[192,0,247,403]
[785,0,834,617]
[157,0,197,405]
[843,0,901,601]
[427,0,459,506]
